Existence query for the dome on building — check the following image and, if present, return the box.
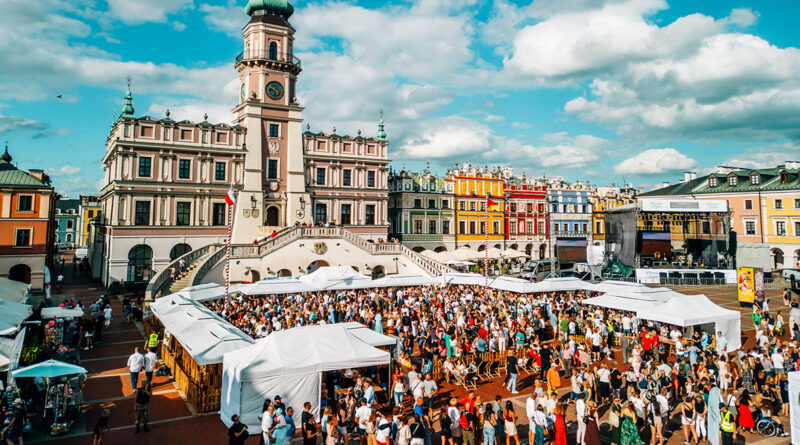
[245,0,294,19]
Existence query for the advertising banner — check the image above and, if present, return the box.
[737,267,755,304]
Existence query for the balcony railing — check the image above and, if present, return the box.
[235,50,301,67]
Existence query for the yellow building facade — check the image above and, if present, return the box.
[79,195,101,248]
[451,171,505,247]
[762,185,800,270]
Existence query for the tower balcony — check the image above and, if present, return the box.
[235,50,302,73]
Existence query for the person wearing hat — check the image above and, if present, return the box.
[718,403,736,445]
[5,398,25,445]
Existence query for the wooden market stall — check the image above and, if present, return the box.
[146,294,254,413]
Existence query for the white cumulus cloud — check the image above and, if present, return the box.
[614,148,697,175]
[106,0,192,24]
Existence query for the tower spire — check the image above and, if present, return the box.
[2,142,12,163]
[121,77,135,118]
[376,109,387,141]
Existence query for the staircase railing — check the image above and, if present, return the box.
[145,243,222,301]
[400,245,457,276]
[191,246,228,286]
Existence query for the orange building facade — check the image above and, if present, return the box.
[0,147,56,288]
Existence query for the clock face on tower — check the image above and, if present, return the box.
[265,81,284,100]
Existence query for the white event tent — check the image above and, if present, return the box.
[0,329,26,384]
[525,277,596,293]
[220,324,391,433]
[441,273,487,286]
[0,278,30,304]
[582,281,741,352]
[0,301,32,336]
[172,283,237,303]
[40,307,85,319]
[239,267,441,297]
[340,322,398,347]
[150,294,254,366]
[636,294,741,352]
[488,276,536,293]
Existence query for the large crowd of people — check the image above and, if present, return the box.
[213,284,800,445]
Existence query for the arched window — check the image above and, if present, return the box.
[127,244,153,282]
[66,234,72,242]
[268,41,278,60]
[169,243,192,261]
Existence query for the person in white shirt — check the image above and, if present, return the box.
[715,332,728,355]
[526,394,537,445]
[531,404,548,445]
[355,399,372,445]
[575,394,586,445]
[127,347,144,392]
[143,347,158,385]
[103,305,112,327]
[375,412,390,445]
[447,398,462,439]
[670,327,682,343]
[621,315,632,333]
[772,347,786,374]
[261,405,275,443]
[656,388,670,426]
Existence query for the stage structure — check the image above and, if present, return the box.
[604,199,732,269]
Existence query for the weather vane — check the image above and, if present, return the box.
[126,75,132,89]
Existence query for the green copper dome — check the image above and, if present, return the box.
[376,115,387,141]
[121,87,135,118]
[245,0,294,19]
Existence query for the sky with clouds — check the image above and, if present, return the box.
[1,0,799,197]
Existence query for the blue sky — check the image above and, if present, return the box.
[1,0,799,197]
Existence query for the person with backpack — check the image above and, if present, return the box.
[459,409,476,445]
[410,414,425,445]
[446,398,462,443]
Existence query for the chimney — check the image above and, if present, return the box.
[683,172,692,182]
[661,181,670,189]
[28,169,45,182]
[690,172,697,180]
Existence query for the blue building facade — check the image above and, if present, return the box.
[54,199,80,249]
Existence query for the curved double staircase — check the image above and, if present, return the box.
[146,226,453,300]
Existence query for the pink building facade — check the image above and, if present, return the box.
[303,126,390,240]
[98,97,246,285]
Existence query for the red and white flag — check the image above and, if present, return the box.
[487,198,498,208]
[225,188,236,206]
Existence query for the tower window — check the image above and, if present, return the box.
[268,42,278,60]
[367,171,375,187]
[268,159,278,179]
[269,124,279,137]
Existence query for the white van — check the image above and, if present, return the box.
[74,248,88,260]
